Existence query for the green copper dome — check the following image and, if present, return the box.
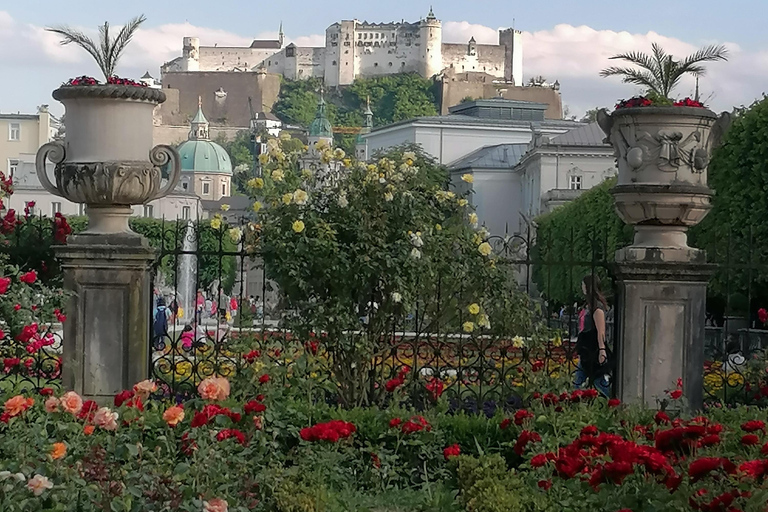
[177,139,232,174]
[176,101,233,174]
[308,96,333,138]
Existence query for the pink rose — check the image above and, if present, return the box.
[44,397,60,413]
[59,391,83,415]
[132,379,157,400]
[92,407,119,431]
[203,498,228,512]
[198,377,230,401]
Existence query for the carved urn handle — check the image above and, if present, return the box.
[149,145,182,201]
[35,142,66,198]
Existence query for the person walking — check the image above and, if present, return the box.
[574,274,611,396]
[153,297,172,349]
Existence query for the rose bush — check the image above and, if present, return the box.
[2,346,768,511]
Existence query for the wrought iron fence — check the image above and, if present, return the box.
[0,215,65,394]
[148,219,621,407]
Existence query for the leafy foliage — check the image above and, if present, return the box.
[250,138,537,406]
[692,96,768,314]
[600,43,728,100]
[533,179,631,306]
[46,15,146,80]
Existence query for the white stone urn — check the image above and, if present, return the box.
[36,85,181,235]
[597,106,730,253]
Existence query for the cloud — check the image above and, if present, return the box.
[1,11,766,118]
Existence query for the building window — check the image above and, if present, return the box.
[221,183,227,195]
[374,62,378,67]
[182,206,191,220]
[182,181,189,191]
[569,175,582,190]
[51,202,61,215]
[9,123,20,141]
[143,205,154,218]
[202,182,210,195]
[8,159,19,177]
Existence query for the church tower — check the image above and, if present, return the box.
[278,21,285,48]
[419,7,442,79]
[355,96,374,161]
[307,92,334,156]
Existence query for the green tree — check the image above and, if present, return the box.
[533,179,631,306]
[47,15,146,80]
[600,43,728,100]
[691,97,768,314]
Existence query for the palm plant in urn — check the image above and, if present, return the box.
[597,43,731,254]
[36,15,180,236]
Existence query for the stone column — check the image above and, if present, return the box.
[613,248,713,409]
[58,235,155,401]
[598,107,730,410]
[36,84,180,401]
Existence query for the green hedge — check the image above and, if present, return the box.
[532,179,631,306]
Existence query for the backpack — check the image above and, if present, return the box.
[154,307,168,337]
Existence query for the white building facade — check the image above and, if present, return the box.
[162,10,523,87]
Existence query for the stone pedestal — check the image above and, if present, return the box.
[614,247,713,410]
[57,234,155,402]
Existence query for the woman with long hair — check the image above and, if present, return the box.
[574,274,611,396]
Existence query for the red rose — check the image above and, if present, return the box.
[388,418,402,429]
[39,387,54,396]
[689,457,734,482]
[580,425,599,437]
[513,430,542,456]
[537,479,552,490]
[243,350,261,363]
[739,459,768,479]
[759,308,768,324]
[114,389,135,407]
[216,428,247,445]
[514,409,534,426]
[669,389,682,400]
[741,420,766,433]
[530,454,548,467]
[499,418,512,430]
[654,411,671,425]
[607,398,621,408]
[741,434,760,446]
[385,377,404,393]
[699,434,721,447]
[258,374,270,384]
[78,400,99,422]
[425,378,444,400]
[443,443,461,460]
[244,400,266,414]
[19,271,37,284]
[0,277,10,294]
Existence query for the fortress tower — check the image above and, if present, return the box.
[498,28,523,85]
[419,7,442,79]
[182,37,200,72]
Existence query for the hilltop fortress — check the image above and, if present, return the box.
[162,9,523,87]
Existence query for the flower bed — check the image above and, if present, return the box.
[2,349,768,511]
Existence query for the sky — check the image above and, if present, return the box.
[2,0,767,119]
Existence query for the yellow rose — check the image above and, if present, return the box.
[461,173,474,183]
[292,220,305,233]
[512,336,525,348]
[478,242,492,256]
[468,303,480,315]
[248,177,264,189]
[228,227,242,243]
[258,153,270,165]
[252,201,262,212]
[210,215,222,230]
[383,191,394,202]
[282,193,293,205]
[271,169,284,182]
[435,224,442,231]
[301,168,313,180]
[293,189,309,205]
[469,213,478,226]
[221,204,230,212]
[462,321,475,333]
